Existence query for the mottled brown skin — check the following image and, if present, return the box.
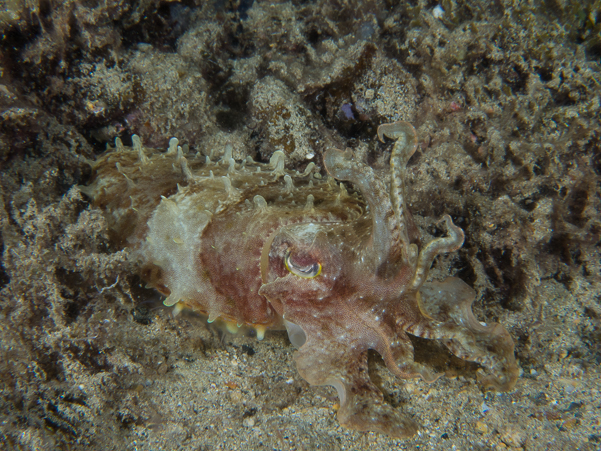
[84,125,518,438]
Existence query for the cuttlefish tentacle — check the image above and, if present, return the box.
[378,122,466,292]
[410,214,464,291]
[378,121,419,267]
[323,121,420,275]
[323,148,395,273]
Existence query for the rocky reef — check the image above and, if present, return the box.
[0,0,600,449]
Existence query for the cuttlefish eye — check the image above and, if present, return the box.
[284,249,322,278]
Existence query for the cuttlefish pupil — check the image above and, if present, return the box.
[284,249,322,278]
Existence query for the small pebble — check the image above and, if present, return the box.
[475,421,488,434]
[500,426,526,447]
[432,5,445,19]
[157,362,169,375]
